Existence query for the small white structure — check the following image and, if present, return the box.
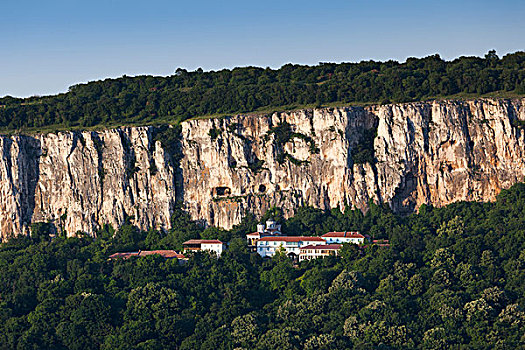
[299,244,342,261]
[256,236,326,258]
[321,232,365,245]
[261,219,281,235]
[183,239,226,257]
[247,219,283,248]
[246,232,261,247]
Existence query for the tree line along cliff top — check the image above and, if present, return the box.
[1,50,524,132]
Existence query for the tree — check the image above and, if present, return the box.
[30,222,55,242]
[230,312,260,348]
[260,250,298,292]
[117,282,185,347]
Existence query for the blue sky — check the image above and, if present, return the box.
[2,0,524,97]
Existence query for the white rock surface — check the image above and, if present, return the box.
[0,99,524,239]
[0,127,175,240]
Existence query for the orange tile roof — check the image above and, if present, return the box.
[109,250,186,260]
[183,239,224,245]
[109,252,140,259]
[139,250,186,259]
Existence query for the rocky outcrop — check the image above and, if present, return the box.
[0,128,175,240]
[181,99,525,228]
[0,99,524,239]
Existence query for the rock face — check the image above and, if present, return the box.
[0,128,175,240]
[0,99,524,239]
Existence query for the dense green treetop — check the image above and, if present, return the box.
[1,51,524,132]
[0,182,524,349]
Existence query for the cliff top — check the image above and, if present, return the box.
[2,96,524,137]
[1,51,524,135]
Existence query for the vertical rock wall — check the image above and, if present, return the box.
[0,99,523,239]
[0,127,176,240]
[180,99,525,228]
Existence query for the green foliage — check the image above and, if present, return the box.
[265,121,318,165]
[228,213,258,239]
[247,157,265,173]
[265,121,293,145]
[156,206,204,250]
[152,125,182,160]
[351,127,377,164]
[91,134,106,182]
[299,267,338,296]
[511,118,525,128]
[30,222,55,242]
[208,127,221,141]
[112,222,145,251]
[1,51,524,132]
[1,182,525,348]
[231,312,260,348]
[260,251,299,292]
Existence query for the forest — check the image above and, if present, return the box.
[0,181,524,349]
[0,50,524,132]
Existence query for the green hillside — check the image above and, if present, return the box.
[0,183,524,349]
[1,51,524,133]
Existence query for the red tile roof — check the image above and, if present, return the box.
[183,239,224,245]
[109,250,186,260]
[258,236,325,242]
[109,252,140,259]
[139,250,186,259]
[300,244,342,250]
[322,231,364,238]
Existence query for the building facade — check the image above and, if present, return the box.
[256,236,326,258]
[183,239,226,256]
[321,232,365,245]
[299,244,342,261]
[247,219,283,249]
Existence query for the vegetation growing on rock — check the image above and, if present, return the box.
[265,121,318,165]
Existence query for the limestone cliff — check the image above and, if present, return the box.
[0,128,175,240]
[0,99,524,239]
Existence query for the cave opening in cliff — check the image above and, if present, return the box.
[214,187,231,196]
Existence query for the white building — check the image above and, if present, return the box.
[299,244,342,261]
[256,236,326,259]
[246,232,261,247]
[247,219,283,248]
[257,219,282,235]
[321,232,365,245]
[183,239,226,257]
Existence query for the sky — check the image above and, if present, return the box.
[1,0,524,98]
